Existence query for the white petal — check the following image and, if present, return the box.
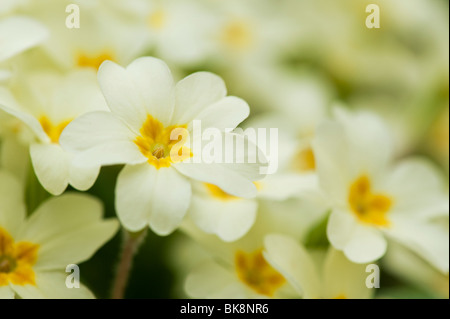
[76,142,147,168]
[0,286,14,299]
[322,248,373,299]
[68,162,100,192]
[18,193,119,270]
[0,103,49,143]
[50,69,108,120]
[126,57,175,125]
[60,111,137,152]
[30,143,70,195]
[189,195,257,242]
[174,133,265,198]
[175,161,258,199]
[20,193,103,242]
[33,220,118,271]
[257,173,319,201]
[97,60,148,132]
[191,96,249,131]
[10,271,94,299]
[263,234,320,299]
[60,111,147,167]
[343,225,387,264]
[172,72,227,124]
[312,120,350,204]
[387,218,449,273]
[1,135,29,186]
[334,107,393,179]
[0,17,48,62]
[384,158,449,219]
[0,169,26,237]
[116,164,192,235]
[327,209,358,250]
[185,260,237,298]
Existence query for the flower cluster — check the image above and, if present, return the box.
[0,0,448,299]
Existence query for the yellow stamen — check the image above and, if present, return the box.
[235,249,286,297]
[76,51,115,70]
[294,147,316,172]
[39,116,72,144]
[134,114,191,169]
[0,227,39,287]
[348,175,392,227]
[221,20,253,51]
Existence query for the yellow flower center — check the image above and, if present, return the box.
[0,227,39,287]
[76,51,115,70]
[334,294,347,299]
[294,147,316,172]
[221,20,253,51]
[39,116,72,144]
[235,249,286,297]
[148,9,166,30]
[348,175,392,227]
[134,114,191,169]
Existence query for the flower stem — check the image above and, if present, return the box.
[111,228,147,299]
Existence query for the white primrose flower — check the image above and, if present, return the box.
[24,0,147,72]
[60,57,264,236]
[312,108,449,271]
[0,70,108,195]
[0,170,119,299]
[185,234,373,299]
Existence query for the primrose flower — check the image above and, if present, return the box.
[0,170,118,299]
[60,57,264,235]
[24,0,147,71]
[312,108,449,270]
[0,70,108,195]
[185,234,372,299]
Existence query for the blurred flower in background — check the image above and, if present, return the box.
[0,0,448,299]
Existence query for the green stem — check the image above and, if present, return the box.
[111,228,147,299]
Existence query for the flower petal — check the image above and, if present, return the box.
[322,248,373,299]
[0,103,49,143]
[190,96,249,131]
[384,158,449,219]
[0,17,48,62]
[263,234,320,299]
[185,261,238,298]
[257,173,319,201]
[387,217,449,274]
[189,195,257,242]
[116,164,192,235]
[327,209,358,250]
[126,57,175,126]
[30,143,70,196]
[97,60,148,132]
[18,193,119,270]
[0,286,14,299]
[68,162,100,192]
[172,72,227,124]
[342,225,387,264]
[174,133,264,198]
[312,120,350,204]
[10,271,94,299]
[0,169,25,237]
